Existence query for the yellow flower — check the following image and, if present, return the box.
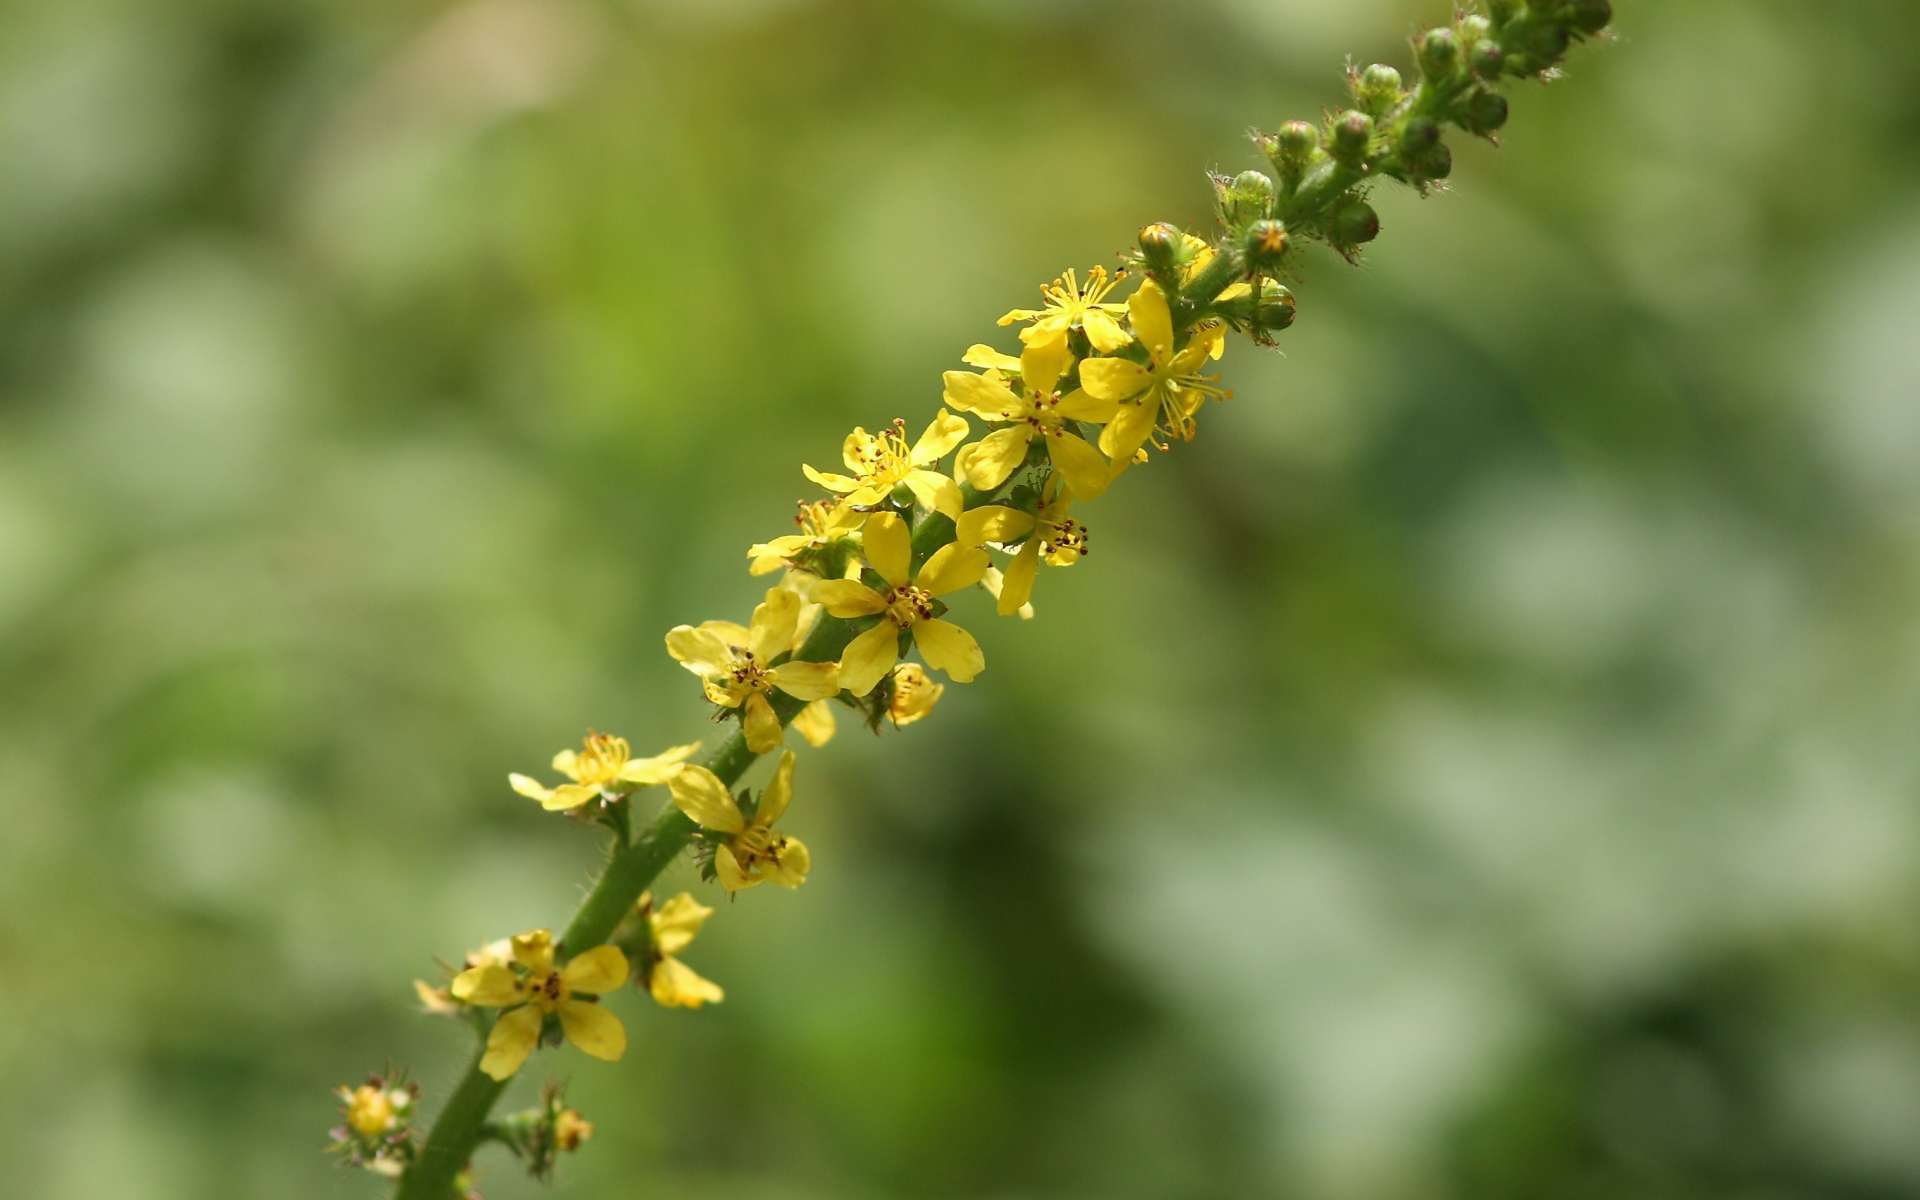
[941,340,1118,502]
[666,586,842,753]
[747,499,862,577]
[1078,280,1232,460]
[956,481,1090,616]
[802,413,969,519]
[887,663,943,727]
[669,749,810,891]
[509,732,700,812]
[339,1084,396,1137]
[640,891,725,1008]
[813,511,989,695]
[451,929,630,1081]
[997,265,1133,353]
[553,1109,593,1152]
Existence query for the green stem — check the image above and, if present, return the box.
[396,613,861,1199]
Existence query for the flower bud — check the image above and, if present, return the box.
[1407,142,1452,182]
[1464,89,1509,135]
[1330,198,1380,249]
[1488,0,1518,22]
[888,663,943,726]
[1399,115,1441,155]
[1226,169,1276,224]
[1568,0,1612,35]
[1329,110,1374,167]
[1417,28,1459,80]
[1353,63,1403,116]
[1276,119,1319,159]
[1523,22,1571,63]
[1242,219,1289,270]
[1470,41,1505,81]
[1138,222,1181,275]
[1456,14,1492,46]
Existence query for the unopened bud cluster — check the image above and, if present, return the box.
[329,1074,421,1180]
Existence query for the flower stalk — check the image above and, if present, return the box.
[367,3,1613,1196]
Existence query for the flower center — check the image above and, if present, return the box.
[574,733,631,788]
[727,650,774,695]
[850,419,915,487]
[884,584,935,628]
[1041,517,1090,564]
[525,968,569,1014]
[794,499,838,538]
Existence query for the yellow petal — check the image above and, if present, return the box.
[768,834,810,888]
[838,620,901,697]
[542,782,600,812]
[999,540,1041,617]
[665,625,732,677]
[715,843,756,892]
[668,765,745,834]
[863,511,911,588]
[450,964,523,1007]
[1046,430,1114,502]
[560,944,630,995]
[904,469,964,520]
[558,999,626,1063]
[747,585,801,662]
[1014,312,1070,348]
[960,344,1023,373]
[916,542,990,597]
[699,618,751,646]
[650,892,713,956]
[942,370,1019,418]
[549,748,579,778]
[508,773,553,805]
[757,749,796,826]
[913,619,985,682]
[1080,308,1132,353]
[792,699,836,748]
[1129,279,1174,363]
[650,955,725,1008]
[1078,356,1152,403]
[801,463,859,493]
[911,409,970,465]
[769,659,840,701]
[1056,387,1120,424]
[955,505,1037,547]
[958,426,1029,491]
[479,1005,542,1081]
[1018,340,1071,395]
[813,578,887,618]
[617,740,701,785]
[1098,399,1157,462]
[743,691,783,754]
[511,929,555,974]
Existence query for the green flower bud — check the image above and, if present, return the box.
[1488,0,1518,22]
[1138,222,1181,275]
[1417,28,1459,80]
[1464,89,1509,135]
[1330,198,1380,248]
[1277,120,1319,158]
[1242,219,1289,270]
[1330,110,1374,167]
[1456,14,1492,46]
[1568,0,1612,35]
[1523,22,1571,63]
[1232,169,1276,213]
[1408,142,1452,182]
[1398,115,1441,155]
[1470,41,1505,81]
[1353,63,1403,116]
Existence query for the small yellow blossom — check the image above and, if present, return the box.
[956,481,1089,617]
[666,586,842,753]
[451,930,630,1081]
[803,413,969,518]
[813,512,990,695]
[509,732,700,812]
[747,499,863,577]
[997,265,1133,353]
[553,1109,593,1152]
[887,663,944,726]
[1078,280,1232,460]
[669,749,810,891]
[640,891,725,1008]
[941,340,1118,502]
[340,1083,396,1137]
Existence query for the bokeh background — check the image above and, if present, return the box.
[5,1,1919,1196]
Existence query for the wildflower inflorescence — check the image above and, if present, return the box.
[369,4,1612,1196]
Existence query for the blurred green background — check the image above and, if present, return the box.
[5,1,1919,1197]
